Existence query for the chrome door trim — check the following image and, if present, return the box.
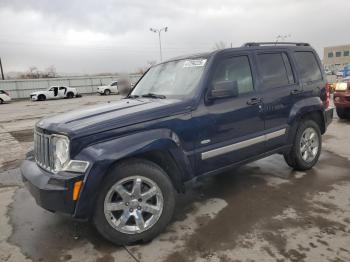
[201,128,286,160]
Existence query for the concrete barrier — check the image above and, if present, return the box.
[0,74,142,99]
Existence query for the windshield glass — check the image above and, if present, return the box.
[130,58,207,99]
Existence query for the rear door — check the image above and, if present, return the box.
[255,51,300,150]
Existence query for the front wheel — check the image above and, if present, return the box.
[93,159,175,245]
[104,89,111,95]
[284,120,321,171]
[336,108,347,119]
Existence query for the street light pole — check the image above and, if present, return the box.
[0,58,4,80]
[150,27,168,62]
[275,34,291,45]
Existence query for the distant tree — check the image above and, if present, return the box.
[213,41,226,50]
[45,65,57,78]
[136,60,157,74]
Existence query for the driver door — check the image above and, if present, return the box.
[195,54,265,174]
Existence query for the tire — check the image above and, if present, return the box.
[93,159,176,245]
[283,120,322,171]
[38,95,46,101]
[104,89,111,95]
[0,98,3,104]
[336,108,347,119]
[66,92,74,99]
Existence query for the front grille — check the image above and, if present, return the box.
[34,130,53,172]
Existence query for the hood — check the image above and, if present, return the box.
[36,98,190,138]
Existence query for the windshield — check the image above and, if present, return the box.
[130,58,207,99]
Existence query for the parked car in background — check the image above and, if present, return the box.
[21,42,333,245]
[97,81,119,95]
[0,90,11,104]
[334,77,350,119]
[30,86,78,101]
[97,79,133,95]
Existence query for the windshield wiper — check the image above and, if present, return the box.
[127,95,140,99]
[141,93,166,99]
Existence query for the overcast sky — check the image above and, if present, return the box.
[0,0,349,75]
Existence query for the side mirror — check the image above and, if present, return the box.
[208,80,239,100]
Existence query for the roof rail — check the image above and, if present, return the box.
[242,42,310,47]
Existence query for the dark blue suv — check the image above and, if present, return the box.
[21,42,333,245]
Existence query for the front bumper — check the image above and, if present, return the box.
[30,95,38,101]
[334,92,350,108]
[21,158,84,215]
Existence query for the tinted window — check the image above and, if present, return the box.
[257,53,292,88]
[111,82,118,86]
[294,51,322,82]
[336,51,342,57]
[212,56,254,95]
[344,51,349,57]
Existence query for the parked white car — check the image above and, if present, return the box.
[97,81,119,95]
[0,90,11,104]
[30,86,78,101]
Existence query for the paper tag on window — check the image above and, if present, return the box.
[183,59,207,68]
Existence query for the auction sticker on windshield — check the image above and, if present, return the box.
[183,59,207,68]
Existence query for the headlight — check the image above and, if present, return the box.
[52,135,70,172]
[51,135,89,173]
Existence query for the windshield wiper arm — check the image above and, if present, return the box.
[141,93,166,99]
[127,94,140,99]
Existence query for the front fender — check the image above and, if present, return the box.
[73,128,192,219]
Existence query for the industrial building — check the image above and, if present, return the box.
[323,44,350,72]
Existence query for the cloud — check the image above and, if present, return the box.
[0,0,349,74]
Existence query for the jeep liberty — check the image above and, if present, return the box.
[21,42,333,245]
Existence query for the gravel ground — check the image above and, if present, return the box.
[0,96,350,262]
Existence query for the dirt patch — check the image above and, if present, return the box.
[9,129,33,143]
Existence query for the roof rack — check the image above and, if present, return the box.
[242,42,310,47]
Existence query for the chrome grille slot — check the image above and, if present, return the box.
[34,130,52,172]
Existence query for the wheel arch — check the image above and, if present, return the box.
[73,129,193,219]
[287,97,326,144]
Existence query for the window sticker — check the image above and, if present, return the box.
[183,59,207,68]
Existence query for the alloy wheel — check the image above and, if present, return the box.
[104,176,164,234]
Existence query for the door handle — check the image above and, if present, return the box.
[247,97,262,105]
[290,89,302,95]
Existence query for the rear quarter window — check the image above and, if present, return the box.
[294,51,322,82]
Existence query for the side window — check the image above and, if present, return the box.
[294,51,322,82]
[111,82,118,86]
[257,53,292,89]
[212,56,254,95]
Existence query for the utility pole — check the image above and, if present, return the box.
[150,27,168,62]
[275,34,291,45]
[0,58,4,80]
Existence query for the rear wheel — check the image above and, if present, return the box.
[93,159,175,245]
[336,107,347,119]
[284,120,321,171]
[104,89,111,95]
[66,92,74,99]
